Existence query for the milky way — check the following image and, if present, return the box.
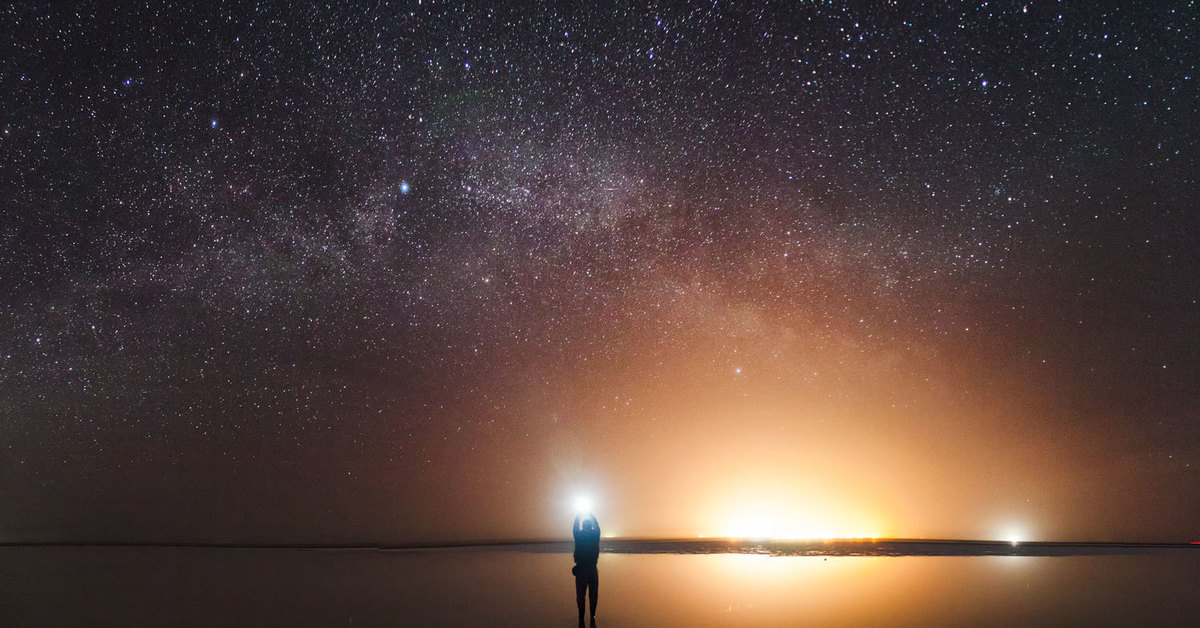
[2,3,1197,544]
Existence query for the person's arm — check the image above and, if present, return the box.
[573,514,581,534]
[589,515,600,539]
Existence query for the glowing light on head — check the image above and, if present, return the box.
[574,496,595,515]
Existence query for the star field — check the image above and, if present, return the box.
[1,2,1198,544]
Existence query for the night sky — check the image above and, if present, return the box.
[2,2,1198,545]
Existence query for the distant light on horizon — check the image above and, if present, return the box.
[713,490,892,542]
[722,511,881,541]
[998,524,1030,545]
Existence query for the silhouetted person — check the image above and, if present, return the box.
[572,513,600,628]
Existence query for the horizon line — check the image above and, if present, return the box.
[3,536,1198,551]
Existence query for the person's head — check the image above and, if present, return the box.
[582,518,595,531]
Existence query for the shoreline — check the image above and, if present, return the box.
[4,538,1199,557]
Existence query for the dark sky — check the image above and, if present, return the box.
[2,2,1198,545]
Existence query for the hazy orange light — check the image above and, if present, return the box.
[711,488,892,541]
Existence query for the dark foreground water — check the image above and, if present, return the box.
[3,542,1199,626]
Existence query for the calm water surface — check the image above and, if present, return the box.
[3,546,1198,626]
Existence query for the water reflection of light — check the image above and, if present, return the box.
[702,553,885,591]
[593,553,1106,626]
[995,554,1034,567]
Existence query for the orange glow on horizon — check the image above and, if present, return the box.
[547,360,1072,543]
[690,467,895,541]
[717,504,890,541]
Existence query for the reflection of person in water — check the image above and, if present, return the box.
[572,513,600,628]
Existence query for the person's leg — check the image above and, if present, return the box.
[576,575,587,626]
[589,569,599,619]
